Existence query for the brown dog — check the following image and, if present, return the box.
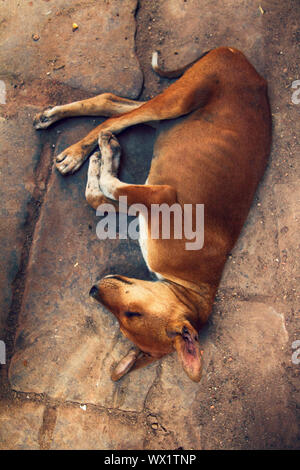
[34,47,271,382]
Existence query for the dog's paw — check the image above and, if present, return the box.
[33,107,58,130]
[56,144,89,175]
[88,151,102,179]
[85,152,113,209]
[98,131,121,175]
[99,131,121,154]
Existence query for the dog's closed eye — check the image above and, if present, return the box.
[125,311,142,318]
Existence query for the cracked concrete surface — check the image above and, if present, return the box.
[0,0,299,450]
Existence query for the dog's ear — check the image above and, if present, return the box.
[167,320,203,382]
[111,347,140,381]
[111,347,158,381]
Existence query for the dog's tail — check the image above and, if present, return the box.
[151,50,211,79]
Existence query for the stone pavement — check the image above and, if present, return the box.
[0,0,299,450]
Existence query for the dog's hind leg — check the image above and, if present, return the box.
[33,93,146,129]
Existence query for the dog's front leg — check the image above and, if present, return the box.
[85,133,123,211]
[85,151,112,210]
[98,131,177,207]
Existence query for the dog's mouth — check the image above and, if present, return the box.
[104,274,133,285]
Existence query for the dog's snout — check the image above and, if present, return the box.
[89,285,99,298]
[105,274,133,285]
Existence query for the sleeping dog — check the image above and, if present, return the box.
[34,47,271,382]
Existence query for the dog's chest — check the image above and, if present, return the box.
[138,212,164,280]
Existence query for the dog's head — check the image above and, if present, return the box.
[90,275,204,382]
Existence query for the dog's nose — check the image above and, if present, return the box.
[89,285,99,298]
